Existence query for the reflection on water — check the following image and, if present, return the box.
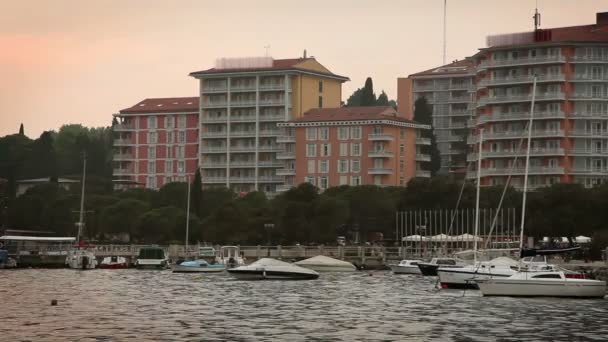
[1,269,607,341]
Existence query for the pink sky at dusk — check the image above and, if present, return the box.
[0,0,605,138]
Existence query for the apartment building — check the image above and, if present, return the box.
[276,106,431,191]
[468,11,608,189]
[113,97,200,189]
[189,56,349,193]
[397,58,476,176]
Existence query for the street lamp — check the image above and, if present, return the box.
[264,223,275,246]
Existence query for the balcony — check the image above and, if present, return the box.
[478,74,565,88]
[231,100,257,107]
[113,124,133,131]
[276,135,296,143]
[201,131,227,138]
[229,131,256,138]
[571,111,608,120]
[230,84,256,92]
[368,150,394,158]
[429,95,471,104]
[113,153,134,161]
[476,111,565,124]
[259,98,285,106]
[203,146,228,153]
[414,84,474,92]
[477,92,565,106]
[260,114,286,121]
[478,55,566,69]
[202,177,227,184]
[468,167,565,177]
[568,149,608,156]
[570,168,608,175]
[568,129,608,138]
[570,74,608,82]
[202,86,228,93]
[276,169,296,176]
[368,133,394,141]
[368,168,393,175]
[258,176,284,183]
[467,129,565,143]
[258,160,284,167]
[416,137,431,145]
[202,101,228,108]
[259,83,291,91]
[276,151,295,159]
[201,161,227,169]
[447,109,473,116]
[415,154,431,162]
[570,93,608,101]
[467,148,565,161]
[113,168,131,175]
[230,116,256,123]
[570,55,608,63]
[415,170,431,178]
[202,116,228,123]
[114,138,133,146]
[437,134,465,143]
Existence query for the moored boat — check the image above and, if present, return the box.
[217,246,245,269]
[65,249,98,270]
[99,256,129,269]
[227,258,319,280]
[418,258,467,276]
[136,246,169,269]
[390,259,422,274]
[171,259,225,273]
[294,255,356,272]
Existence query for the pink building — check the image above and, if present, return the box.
[113,97,200,189]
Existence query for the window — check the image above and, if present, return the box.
[400,144,405,156]
[338,160,349,173]
[305,176,316,185]
[165,160,172,173]
[351,160,360,173]
[351,126,362,139]
[306,144,317,157]
[178,161,185,173]
[318,127,329,140]
[166,146,172,158]
[351,143,361,156]
[148,117,157,129]
[165,116,174,129]
[177,146,185,158]
[340,143,349,156]
[321,143,331,157]
[318,96,323,108]
[307,160,316,174]
[167,131,174,144]
[337,126,349,140]
[148,146,156,159]
[148,132,158,144]
[178,115,187,128]
[306,127,317,141]
[532,274,562,279]
[548,159,558,168]
[318,176,328,190]
[339,175,348,185]
[165,176,172,185]
[178,131,186,143]
[400,128,405,139]
[148,161,156,174]
[147,176,156,189]
[319,81,323,93]
[319,160,329,173]
[351,176,361,186]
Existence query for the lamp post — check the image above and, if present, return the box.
[264,223,275,246]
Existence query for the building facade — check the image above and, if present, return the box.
[189,56,349,193]
[469,12,608,189]
[113,97,200,189]
[276,106,430,191]
[397,59,476,176]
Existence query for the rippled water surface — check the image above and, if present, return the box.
[1,269,607,341]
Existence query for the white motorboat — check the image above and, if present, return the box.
[171,259,225,273]
[217,246,245,269]
[65,249,98,270]
[438,256,522,289]
[477,270,607,298]
[135,246,169,269]
[294,255,356,272]
[390,259,422,274]
[99,256,129,269]
[417,258,468,276]
[227,258,319,280]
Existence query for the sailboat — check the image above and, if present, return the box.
[65,153,98,270]
[171,178,225,273]
[476,76,606,298]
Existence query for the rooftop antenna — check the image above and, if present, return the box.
[264,45,270,57]
[442,0,447,65]
[533,1,541,31]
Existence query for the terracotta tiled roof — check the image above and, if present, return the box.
[292,106,421,124]
[119,97,199,114]
[190,57,349,80]
[409,58,476,77]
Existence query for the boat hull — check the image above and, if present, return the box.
[99,263,129,269]
[478,279,607,298]
[227,269,319,280]
[171,264,225,273]
[418,264,463,276]
[390,265,421,275]
[438,269,513,289]
[297,265,356,272]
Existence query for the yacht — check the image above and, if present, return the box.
[417,258,467,276]
[217,246,245,269]
[389,259,422,274]
[99,256,129,269]
[171,259,225,273]
[135,246,169,269]
[65,249,98,270]
[437,256,522,289]
[294,255,356,272]
[227,258,319,280]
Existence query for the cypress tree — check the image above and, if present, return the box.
[360,77,376,106]
[18,123,24,136]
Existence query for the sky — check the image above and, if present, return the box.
[0,0,605,138]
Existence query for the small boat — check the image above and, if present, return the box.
[171,259,226,273]
[294,255,356,272]
[99,256,129,269]
[135,246,169,269]
[389,259,422,274]
[65,249,98,270]
[217,246,245,269]
[438,256,521,289]
[417,258,467,276]
[227,258,319,280]
[476,270,607,298]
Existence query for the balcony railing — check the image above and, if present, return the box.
[568,129,608,137]
[259,99,285,106]
[570,168,608,174]
[276,135,296,143]
[477,92,565,106]
[276,169,296,176]
[202,177,227,184]
[368,168,393,175]
[114,138,133,146]
[478,55,566,69]
[571,111,608,119]
[570,74,608,82]
[415,170,431,178]
[202,116,228,123]
[202,101,228,108]
[568,149,608,156]
[476,111,565,124]
[467,148,565,161]
[276,152,296,159]
[416,137,431,145]
[230,116,256,123]
[231,100,257,107]
[113,153,134,161]
[113,124,133,131]
[201,161,227,169]
[448,109,472,116]
[368,150,394,158]
[259,83,291,91]
[201,131,227,138]
[112,168,131,175]
[202,86,228,93]
[203,146,228,153]
[230,84,256,92]
[468,167,565,177]
[570,55,608,63]
[430,96,471,104]
[437,134,466,143]
[260,114,286,121]
[415,154,431,162]
[570,93,608,101]
[368,133,394,141]
[478,74,565,87]
[468,129,565,143]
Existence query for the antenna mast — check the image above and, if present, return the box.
[533,2,541,31]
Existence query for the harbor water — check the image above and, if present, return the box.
[1,269,607,341]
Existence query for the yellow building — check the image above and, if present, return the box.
[189,55,349,193]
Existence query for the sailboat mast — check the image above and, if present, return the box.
[185,178,191,258]
[519,76,537,255]
[77,153,87,246]
[473,128,483,264]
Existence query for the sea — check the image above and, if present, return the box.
[1,269,607,341]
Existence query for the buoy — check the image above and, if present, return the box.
[51,299,57,306]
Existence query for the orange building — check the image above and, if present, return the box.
[276,106,430,191]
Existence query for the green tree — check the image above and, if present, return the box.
[361,77,376,106]
[376,90,389,106]
[100,198,149,241]
[414,97,441,176]
[19,123,24,136]
[346,88,364,106]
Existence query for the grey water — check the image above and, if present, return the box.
[1,269,607,341]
